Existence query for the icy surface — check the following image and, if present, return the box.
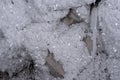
[98,0,120,80]
[0,0,120,80]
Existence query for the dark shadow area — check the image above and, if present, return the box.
[0,29,5,40]
[0,71,9,80]
[95,0,101,7]
[60,8,82,26]
[89,0,101,14]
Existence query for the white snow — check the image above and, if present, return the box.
[1,0,120,80]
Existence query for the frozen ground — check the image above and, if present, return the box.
[0,0,120,80]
